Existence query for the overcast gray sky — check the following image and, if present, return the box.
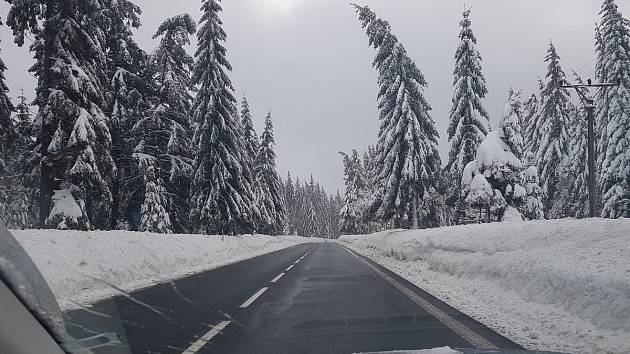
[1,0,628,192]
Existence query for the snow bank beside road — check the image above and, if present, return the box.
[12,230,318,311]
[340,218,630,354]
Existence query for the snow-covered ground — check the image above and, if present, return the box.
[11,229,319,311]
[339,218,630,354]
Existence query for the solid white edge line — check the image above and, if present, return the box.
[286,265,294,271]
[342,246,499,351]
[239,287,269,308]
[270,272,285,283]
[182,320,231,354]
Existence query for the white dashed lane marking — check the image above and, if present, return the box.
[271,272,285,283]
[183,246,315,353]
[239,287,269,308]
[181,320,231,354]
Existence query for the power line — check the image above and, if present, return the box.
[573,56,597,75]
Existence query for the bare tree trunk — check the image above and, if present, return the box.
[38,0,57,228]
[412,196,418,230]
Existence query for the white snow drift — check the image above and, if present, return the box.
[340,218,630,354]
[11,229,318,311]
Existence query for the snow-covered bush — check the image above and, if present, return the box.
[45,188,90,230]
[460,91,544,222]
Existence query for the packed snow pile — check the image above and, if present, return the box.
[11,229,318,311]
[340,218,630,354]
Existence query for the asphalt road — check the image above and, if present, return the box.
[64,242,522,354]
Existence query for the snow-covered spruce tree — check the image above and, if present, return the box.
[0,19,18,227]
[315,183,331,236]
[522,166,545,220]
[595,7,610,184]
[460,89,545,222]
[132,13,197,233]
[138,166,172,233]
[131,104,175,234]
[253,112,285,235]
[447,9,490,177]
[463,173,496,222]
[362,146,377,187]
[353,4,442,227]
[301,176,319,237]
[536,41,572,217]
[152,14,196,115]
[458,88,526,223]
[339,150,367,235]
[460,133,520,222]
[14,90,32,141]
[190,0,258,234]
[596,0,630,218]
[501,89,524,159]
[282,172,297,235]
[7,1,116,230]
[521,89,541,165]
[3,14,40,230]
[0,89,36,229]
[548,102,581,219]
[441,10,490,225]
[0,17,15,175]
[240,95,259,162]
[101,0,150,229]
[417,171,451,228]
[239,96,263,233]
[500,89,543,220]
[361,146,383,231]
[480,132,522,214]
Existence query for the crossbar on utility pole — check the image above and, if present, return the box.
[560,79,618,217]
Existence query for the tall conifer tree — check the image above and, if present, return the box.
[190,0,258,234]
[447,9,490,176]
[522,90,540,165]
[352,4,442,225]
[339,150,367,234]
[0,17,15,175]
[103,0,149,229]
[7,1,116,230]
[596,0,630,218]
[241,96,259,161]
[132,14,197,232]
[537,41,572,216]
[254,112,285,235]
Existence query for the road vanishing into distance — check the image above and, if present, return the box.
[65,243,522,354]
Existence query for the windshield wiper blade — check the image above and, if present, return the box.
[61,332,124,352]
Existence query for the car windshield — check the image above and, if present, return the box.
[0,1,629,354]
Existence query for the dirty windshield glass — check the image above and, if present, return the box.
[0,1,629,354]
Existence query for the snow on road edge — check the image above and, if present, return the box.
[12,229,321,311]
[339,218,630,354]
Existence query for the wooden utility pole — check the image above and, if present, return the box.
[560,79,618,217]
